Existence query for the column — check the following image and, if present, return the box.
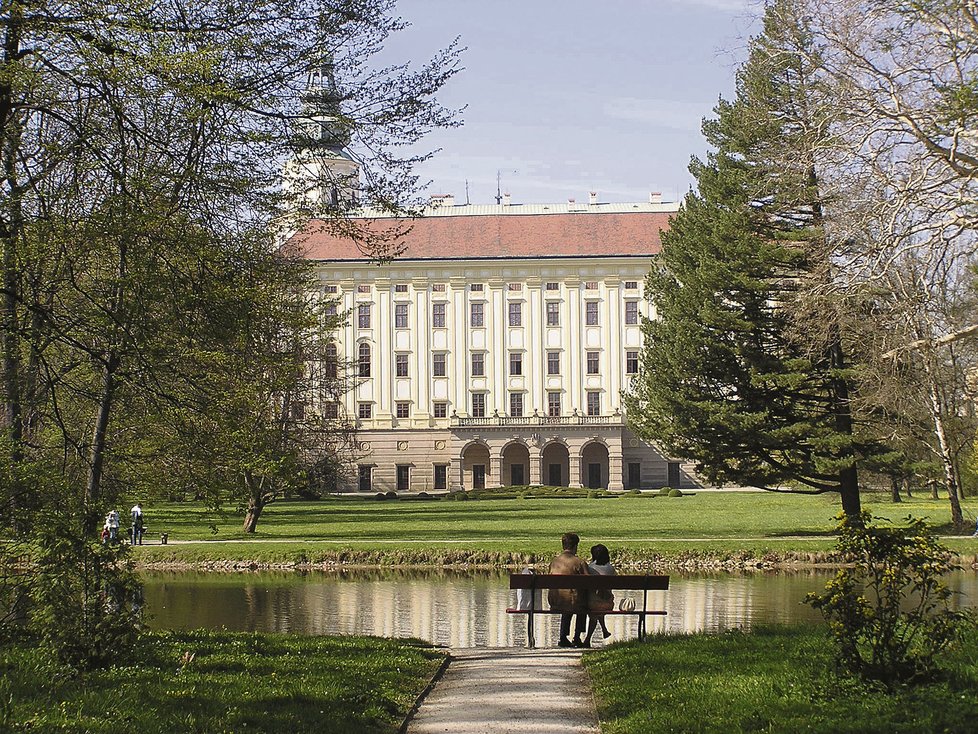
[375,277,392,424]
[608,452,624,492]
[569,453,582,488]
[489,453,502,488]
[605,275,622,413]
[450,456,463,491]
[529,446,542,485]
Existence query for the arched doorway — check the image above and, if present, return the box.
[581,441,610,489]
[461,443,490,490]
[541,442,570,487]
[501,442,530,487]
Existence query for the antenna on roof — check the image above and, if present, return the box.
[495,170,501,205]
[465,179,470,205]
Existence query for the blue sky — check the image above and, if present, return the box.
[384,0,761,205]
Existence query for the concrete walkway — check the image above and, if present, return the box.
[404,648,599,734]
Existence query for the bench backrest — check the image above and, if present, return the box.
[509,573,669,591]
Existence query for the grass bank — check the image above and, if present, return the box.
[130,491,978,569]
[583,624,978,733]
[0,630,444,733]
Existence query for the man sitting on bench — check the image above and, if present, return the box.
[549,532,589,648]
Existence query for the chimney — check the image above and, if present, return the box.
[649,192,662,205]
[502,192,512,207]
[430,193,455,208]
[589,191,598,205]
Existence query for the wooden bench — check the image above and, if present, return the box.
[507,573,669,648]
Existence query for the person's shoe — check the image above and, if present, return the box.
[558,638,574,648]
[576,639,591,648]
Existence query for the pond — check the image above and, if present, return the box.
[142,569,978,648]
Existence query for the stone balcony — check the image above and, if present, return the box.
[451,411,625,429]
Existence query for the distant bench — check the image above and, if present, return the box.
[506,573,670,648]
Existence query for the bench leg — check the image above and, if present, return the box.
[527,612,535,648]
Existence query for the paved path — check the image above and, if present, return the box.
[405,648,599,734]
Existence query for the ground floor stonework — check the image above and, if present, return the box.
[343,416,698,493]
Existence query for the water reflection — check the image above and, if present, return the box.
[142,569,978,648]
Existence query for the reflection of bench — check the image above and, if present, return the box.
[506,573,669,648]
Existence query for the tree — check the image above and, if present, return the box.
[0,0,460,661]
[625,0,870,518]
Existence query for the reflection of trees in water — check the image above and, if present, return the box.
[141,570,978,647]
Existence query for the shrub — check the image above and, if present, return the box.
[668,489,684,497]
[656,487,671,496]
[447,491,469,501]
[373,492,386,501]
[384,491,398,499]
[805,512,968,685]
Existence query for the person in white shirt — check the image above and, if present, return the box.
[130,503,144,545]
[583,543,615,646]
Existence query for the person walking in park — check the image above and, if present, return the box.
[130,503,144,545]
[583,543,615,647]
[106,509,120,542]
[548,532,589,648]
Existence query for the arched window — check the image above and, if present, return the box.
[358,342,371,377]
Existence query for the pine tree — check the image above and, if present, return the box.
[625,0,867,517]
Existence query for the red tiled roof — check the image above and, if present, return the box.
[289,211,673,261]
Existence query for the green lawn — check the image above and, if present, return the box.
[129,491,978,566]
[0,631,443,733]
[583,624,978,733]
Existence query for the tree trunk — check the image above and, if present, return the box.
[1,8,25,532]
[838,465,861,520]
[242,498,263,533]
[85,351,120,514]
[889,476,902,503]
[903,477,912,499]
[925,361,964,528]
[242,471,264,533]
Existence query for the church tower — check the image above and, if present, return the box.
[284,56,361,213]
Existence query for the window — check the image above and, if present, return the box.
[432,283,446,292]
[397,465,410,491]
[290,401,305,420]
[626,350,639,375]
[586,351,599,375]
[470,283,484,292]
[325,343,338,379]
[357,303,371,328]
[394,283,408,293]
[471,352,485,377]
[434,464,448,490]
[624,281,638,290]
[357,284,370,293]
[432,302,446,328]
[508,282,522,291]
[546,282,559,291]
[358,465,372,492]
[323,402,338,419]
[395,353,409,377]
[509,352,523,376]
[324,303,337,318]
[470,302,484,327]
[358,343,371,377]
[509,392,524,417]
[547,351,560,376]
[508,302,522,326]
[547,391,561,417]
[472,393,486,417]
[396,402,410,419]
[625,301,639,325]
[433,402,448,418]
[585,301,599,326]
[358,402,372,419]
[325,284,338,294]
[587,391,601,416]
[546,301,560,327]
[432,353,446,377]
[585,280,598,290]
[395,303,408,328]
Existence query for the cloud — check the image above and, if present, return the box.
[603,97,714,132]
[665,0,759,12]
